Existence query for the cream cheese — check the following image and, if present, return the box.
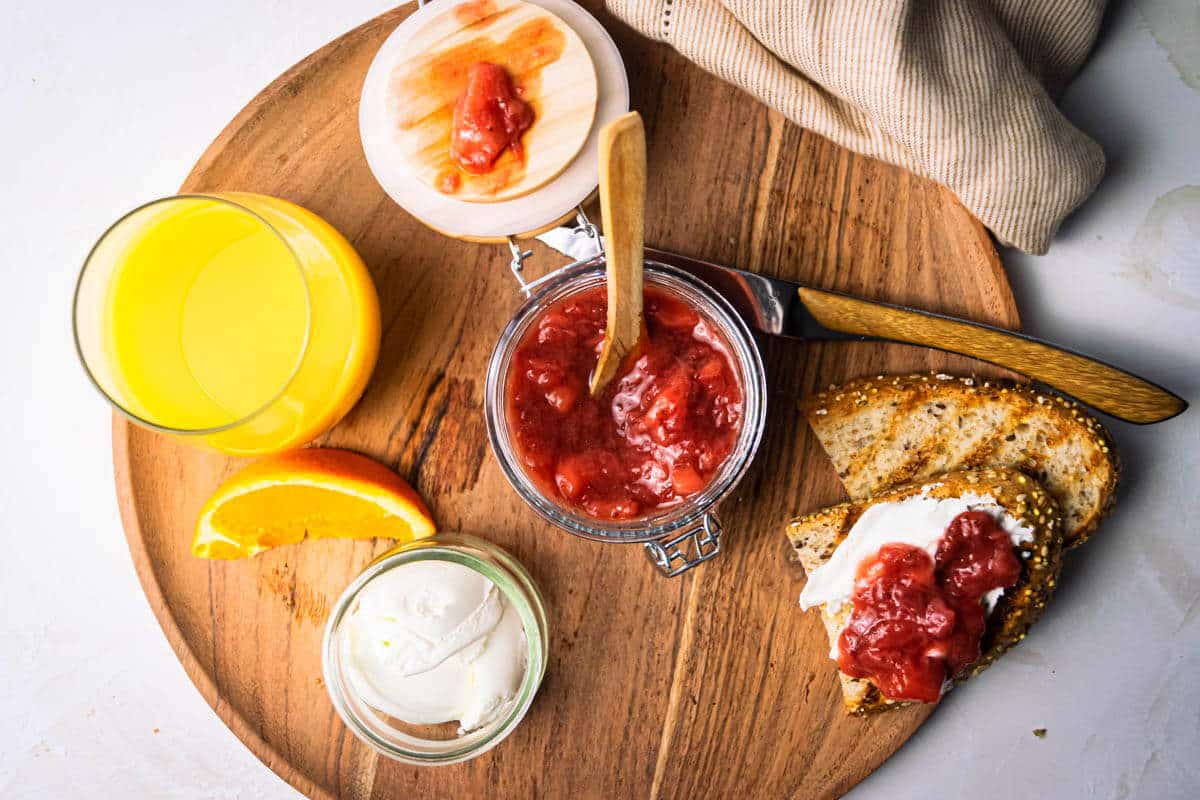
[341,560,527,733]
[798,488,1033,616]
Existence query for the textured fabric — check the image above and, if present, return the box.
[606,0,1107,254]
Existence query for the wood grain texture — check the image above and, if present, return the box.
[591,111,645,395]
[113,4,1022,799]
[389,0,598,202]
[797,287,1186,424]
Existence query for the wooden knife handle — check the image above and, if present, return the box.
[797,287,1187,424]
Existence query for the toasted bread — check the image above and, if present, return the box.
[801,373,1118,546]
[786,468,1064,714]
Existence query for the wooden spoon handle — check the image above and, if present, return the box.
[797,286,1187,424]
[590,111,647,396]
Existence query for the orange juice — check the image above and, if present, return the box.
[75,193,380,455]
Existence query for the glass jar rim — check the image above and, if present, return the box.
[484,257,768,543]
[322,533,549,765]
[71,193,313,436]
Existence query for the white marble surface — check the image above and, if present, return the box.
[1,1,1196,798]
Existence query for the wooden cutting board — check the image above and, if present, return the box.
[113,3,1020,799]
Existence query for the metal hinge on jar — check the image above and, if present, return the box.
[643,512,722,577]
[507,206,602,295]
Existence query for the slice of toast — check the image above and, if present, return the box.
[801,373,1119,546]
[786,468,1064,714]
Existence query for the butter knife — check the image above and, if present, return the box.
[645,247,1187,425]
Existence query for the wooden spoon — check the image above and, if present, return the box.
[590,111,647,396]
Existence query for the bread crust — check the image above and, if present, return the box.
[786,467,1065,714]
[801,372,1118,546]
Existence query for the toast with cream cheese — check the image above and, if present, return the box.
[786,468,1064,714]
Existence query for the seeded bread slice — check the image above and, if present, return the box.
[786,467,1064,715]
[801,373,1119,546]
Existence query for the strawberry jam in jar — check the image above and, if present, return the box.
[507,284,743,520]
[485,258,766,576]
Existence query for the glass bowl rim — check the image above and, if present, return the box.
[484,257,768,543]
[321,533,549,765]
[71,192,313,436]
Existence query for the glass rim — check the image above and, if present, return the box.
[321,534,548,765]
[484,258,768,543]
[71,193,314,436]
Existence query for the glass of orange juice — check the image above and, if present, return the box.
[73,193,380,456]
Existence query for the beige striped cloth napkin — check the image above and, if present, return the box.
[606,0,1107,254]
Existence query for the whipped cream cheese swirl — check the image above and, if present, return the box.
[341,560,527,733]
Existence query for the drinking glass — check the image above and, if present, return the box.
[73,193,380,455]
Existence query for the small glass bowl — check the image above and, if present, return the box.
[322,534,548,765]
[484,257,768,575]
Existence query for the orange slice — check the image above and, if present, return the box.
[193,448,435,559]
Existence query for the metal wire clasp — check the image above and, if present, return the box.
[506,237,534,292]
[573,205,600,244]
[644,513,723,577]
[505,205,602,296]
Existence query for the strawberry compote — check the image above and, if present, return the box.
[506,285,744,521]
[450,62,534,174]
[836,511,1023,702]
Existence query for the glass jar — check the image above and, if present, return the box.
[322,534,548,765]
[484,257,768,576]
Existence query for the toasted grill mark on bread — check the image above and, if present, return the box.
[786,468,1065,715]
[801,373,1119,546]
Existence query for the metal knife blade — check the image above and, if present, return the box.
[644,247,862,340]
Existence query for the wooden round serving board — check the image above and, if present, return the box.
[114,4,1020,799]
